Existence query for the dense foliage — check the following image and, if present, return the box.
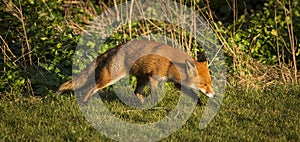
[1,1,77,96]
[223,0,300,65]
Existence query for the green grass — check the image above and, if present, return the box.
[0,84,299,141]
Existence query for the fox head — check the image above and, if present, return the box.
[185,60,215,98]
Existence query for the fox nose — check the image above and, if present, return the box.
[200,88,215,98]
[206,92,215,98]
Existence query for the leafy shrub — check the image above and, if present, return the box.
[216,0,300,66]
[1,0,78,96]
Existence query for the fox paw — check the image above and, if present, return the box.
[136,93,144,104]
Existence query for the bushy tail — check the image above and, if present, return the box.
[56,60,97,95]
[56,42,125,95]
[57,80,73,95]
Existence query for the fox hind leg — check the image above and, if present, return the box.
[81,85,101,104]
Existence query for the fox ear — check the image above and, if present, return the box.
[185,59,196,74]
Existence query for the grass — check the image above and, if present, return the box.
[0,84,299,141]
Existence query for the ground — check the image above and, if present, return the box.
[0,84,299,141]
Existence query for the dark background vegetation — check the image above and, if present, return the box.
[0,0,299,141]
[1,0,299,96]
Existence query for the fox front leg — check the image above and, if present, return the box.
[149,76,159,103]
[175,83,202,105]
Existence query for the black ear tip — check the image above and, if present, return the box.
[197,52,207,62]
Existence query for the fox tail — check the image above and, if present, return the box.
[56,60,97,95]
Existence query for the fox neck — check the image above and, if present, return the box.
[167,61,200,89]
[167,64,182,84]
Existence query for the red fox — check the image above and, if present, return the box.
[57,40,215,104]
